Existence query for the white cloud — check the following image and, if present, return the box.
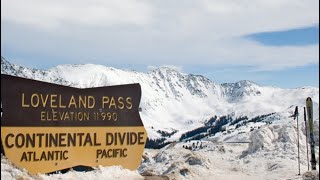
[1,0,319,70]
[1,0,153,28]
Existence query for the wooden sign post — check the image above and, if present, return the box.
[1,74,147,174]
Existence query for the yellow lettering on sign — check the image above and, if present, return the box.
[21,94,103,108]
[102,96,132,109]
[40,94,49,107]
[59,95,66,108]
[102,96,109,108]
[52,110,58,121]
[96,148,127,159]
[41,111,46,121]
[79,96,86,108]
[68,95,77,108]
[118,97,124,109]
[20,150,69,162]
[31,94,40,107]
[109,97,117,109]
[88,96,95,108]
[50,94,58,108]
[1,127,147,174]
[39,111,91,121]
[126,97,132,109]
[21,93,30,107]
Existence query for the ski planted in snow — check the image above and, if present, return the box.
[306,97,317,170]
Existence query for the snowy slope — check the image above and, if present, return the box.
[140,134,319,180]
[1,57,319,179]
[1,155,143,180]
[1,57,319,141]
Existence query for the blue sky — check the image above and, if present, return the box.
[1,0,319,88]
[248,26,319,46]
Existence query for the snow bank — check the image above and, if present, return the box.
[303,170,319,180]
[1,155,143,180]
[39,166,143,180]
[242,119,315,158]
[1,155,31,180]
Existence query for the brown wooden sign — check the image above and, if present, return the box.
[1,74,147,174]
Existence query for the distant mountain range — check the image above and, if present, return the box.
[1,57,319,145]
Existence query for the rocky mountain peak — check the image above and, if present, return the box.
[1,57,318,141]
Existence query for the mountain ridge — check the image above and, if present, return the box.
[1,57,319,142]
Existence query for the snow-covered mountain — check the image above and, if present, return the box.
[1,57,319,142]
[1,57,319,179]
